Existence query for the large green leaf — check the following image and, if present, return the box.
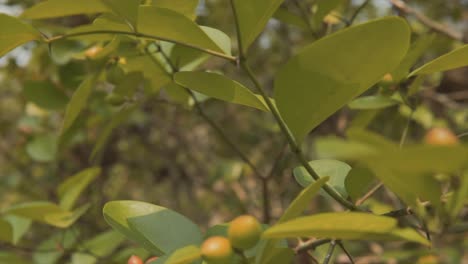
[138,6,223,53]
[410,44,468,76]
[61,76,98,134]
[21,0,109,19]
[23,81,69,110]
[165,245,201,264]
[263,212,429,245]
[103,201,203,255]
[57,167,101,210]
[174,71,268,111]
[256,177,329,264]
[293,160,350,197]
[152,0,200,20]
[274,17,410,143]
[0,14,42,58]
[232,0,283,53]
[102,0,139,29]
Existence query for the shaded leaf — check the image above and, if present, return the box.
[349,95,400,110]
[0,14,42,58]
[273,8,308,29]
[23,81,69,110]
[57,167,101,210]
[26,134,58,162]
[345,166,376,202]
[152,0,200,20]
[102,0,139,29]
[274,17,410,143]
[3,215,32,245]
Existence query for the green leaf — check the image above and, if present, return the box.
[138,6,223,53]
[0,219,13,243]
[410,44,468,76]
[273,7,308,29]
[21,0,109,19]
[33,230,79,264]
[152,0,200,20]
[345,166,376,202]
[313,0,345,27]
[201,26,232,56]
[61,76,98,134]
[174,71,268,111]
[68,14,132,42]
[294,160,350,197]
[315,136,377,160]
[263,212,429,245]
[23,81,69,110]
[0,14,42,58]
[0,252,29,264]
[103,201,203,255]
[79,231,125,257]
[57,167,101,210]
[44,203,91,228]
[232,0,283,53]
[3,215,32,245]
[274,17,410,143]
[102,0,139,29]
[349,95,400,110]
[448,170,468,220]
[4,202,69,227]
[165,245,201,264]
[256,177,329,264]
[26,134,58,162]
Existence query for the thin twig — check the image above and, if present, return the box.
[389,0,463,41]
[337,241,355,264]
[295,239,331,253]
[323,240,337,264]
[355,182,383,206]
[348,0,371,26]
[292,0,319,38]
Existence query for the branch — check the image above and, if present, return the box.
[389,0,463,41]
[46,30,237,62]
[323,240,337,264]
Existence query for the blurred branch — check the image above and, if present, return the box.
[389,0,463,41]
[292,0,319,38]
[295,238,331,253]
[337,241,355,264]
[323,240,337,264]
[347,0,371,26]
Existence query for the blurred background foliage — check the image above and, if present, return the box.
[0,0,467,263]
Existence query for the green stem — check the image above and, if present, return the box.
[46,30,237,62]
[240,61,358,211]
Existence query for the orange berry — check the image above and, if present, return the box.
[228,215,262,250]
[128,255,144,264]
[201,236,233,264]
[424,127,459,146]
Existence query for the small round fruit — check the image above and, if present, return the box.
[228,215,262,250]
[105,93,126,106]
[145,256,158,264]
[201,236,233,264]
[128,255,144,264]
[424,127,459,146]
[106,65,125,84]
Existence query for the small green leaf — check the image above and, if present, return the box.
[5,201,69,227]
[274,17,410,143]
[152,0,200,20]
[26,134,58,162]
[121,55,171,94]
[61,75,98,134]
[0,14,42,58]
[410,44,468,76]
[45,203,91,228]
[102,0,139,29]
[21,0,109,19]
[3,215,32,245]
[315,136,376,160]
[79,231,125,257]
[263,212,429,245]
[273,8,308,29]
[232,0,283,53]
[138,6,223,53]
[349,95,400,110]
[294,160,350,197]
[57,167,101,210]
[174,71,268,111]
[23,81,69,110]
[165,245,201,264]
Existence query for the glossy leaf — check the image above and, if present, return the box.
[26,134,58,162]
[263,212,429,245]
[0,14,42,58]
[274,17,410,143]
[138,6,223,53]
[23,81,69,110]
[103,201,203,255]
[165,245,201,264]
[232,0,283,53]
[57,167,101,210]
[61,76,97,134]
[174,71,268,111]
[21,0,109,19]
[294,159,351,197]
[102,0,139,28]
[152,0,200,20]
[410,44,468,76]
[349,95,400,110]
